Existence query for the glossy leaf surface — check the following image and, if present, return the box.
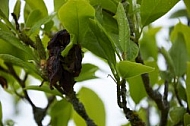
[117,61,154,79]
[58,0,95,43]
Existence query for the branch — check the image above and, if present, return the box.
[117,79,145,126]
[135,53,169,126]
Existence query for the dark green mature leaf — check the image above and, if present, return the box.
[25,85,63,97]
[169,107,186,125]
[0,21,9,32]
[186,62,190,110]
[169,33,188,76]
[84,19,116,65]
[140,27,161,61]
[75,63,98,82]
[25,0,48,17]
[0,0,9,18]
[184,113,190,126]
[140,0,179,26]
[128,76,146,104]
[13,0,21,19]
[117,61,154,79]
[0,31,34,58]
[0,10,15,31]
[169,9,188,19]
[73,87,105,126]
[26,10,43,27]
[0,39,29,60]
[58,0,95,43]
[184,0,190,17]
[89,0,117,13]
[0,54,38,74]
[50,99,72,126]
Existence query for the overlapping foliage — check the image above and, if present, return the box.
[0,0,190,125]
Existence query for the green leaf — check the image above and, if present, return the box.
[184,113,190,126]
[145,61,159,85]
[26,9,43,27]
[89,0,117,13]
[170,22,190,56]
[82,19,116,65]
[50,99,72,126]
[0,9,15,31]
[13,0,21,19]
[169,9,188,19]
[25,85,63,97]
[128,76,146,104]
[117,61,154,79]
[140,27,161,61]
[186,62,190,110]
[27,14,56,36]
[140,0,179,26]
[114,2,130,50]
[0,39,29,60]
[169,33,188,76]
[58,0,95,43]
[0,31,34,58]
[184,0,190,17]
[0,54,38,74]
[111,2,138,61]
[75,63,98,82]
[25,0,48,17]
[54,0,67,11]
[73,87,105,126]
[169,107,186,125]
[0,0,9,18]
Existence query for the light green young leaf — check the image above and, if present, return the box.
[117,61,154,79]
[58,0,95,43]
[50,99,72,126]
[140,27,161,61]
[170,22,190,56]
[169,107,186,125]
[114,2,130,59]
[82,19,116,65]
[169,33,188,76]
[140,0,179,26]
[186,62,190,110]
[25,0,48,17]
[73,87,105,126]
[0,0,9,18]
[25,85,63,97]
[128,76,146,104]
[75,63,98,82]
[13,0,21,19]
